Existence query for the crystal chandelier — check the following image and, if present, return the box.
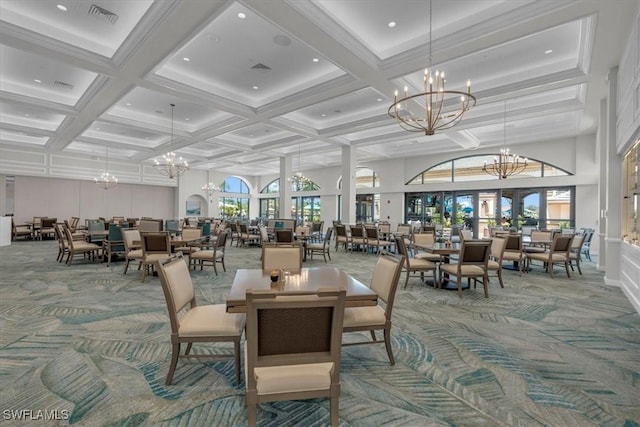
[94,144,118,190]
[153,103,189,179]
[202,182,220,197]
[388,0,475,135]
[289,143,311,191]
[483,101,528,180]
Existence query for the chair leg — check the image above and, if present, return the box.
[564,262,571,278]
[234,340,241,384]
[482,275,489,298]
[166,343,180,385]
[497,269,504,288]
[247,402,257,427]
[383,328,395,365]
[457,278,463,298]
[403,271,410,289]
[330,395,339,427]
[576,259,582,275]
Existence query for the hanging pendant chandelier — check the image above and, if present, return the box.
[94,144,118,190]
[289,143,311,191]
[153,103,189,179]
[202,182,220,197]
[388,0,475,135]
[483,100,528,179]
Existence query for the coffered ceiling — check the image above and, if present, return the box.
[0,0,637,178]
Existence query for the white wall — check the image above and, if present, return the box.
[616,4,640,313]
[11,175,175,224]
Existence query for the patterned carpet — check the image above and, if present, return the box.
[1,239,639,426]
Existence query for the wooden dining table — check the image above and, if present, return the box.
[226,267,378,313]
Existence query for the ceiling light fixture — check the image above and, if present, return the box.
[153,103,189,179]
[483,100,528,180]
[94,144,118,190]
[388,0,475,135]
[289,143,311,191]
[202,182,220,198]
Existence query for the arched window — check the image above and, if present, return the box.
[407,155,570,184]
[221,176,249,193]
[260,179,280,193]
[259,178,319,193]
[219,176,250,220]
[338,167,380,189]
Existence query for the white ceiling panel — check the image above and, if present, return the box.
[0,0,637,177]
[0,0,154,57]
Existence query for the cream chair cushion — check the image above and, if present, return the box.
[343,306,386,327]
[179,305,245,337]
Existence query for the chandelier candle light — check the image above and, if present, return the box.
[388,0,475,135]
[202,182,220,197]
[482,100,528,180]
[94,144,118,190]
[153,103,189,179]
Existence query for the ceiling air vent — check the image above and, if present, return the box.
[88,4,118,25]
[53,81,74,90]
[250,63,272,72]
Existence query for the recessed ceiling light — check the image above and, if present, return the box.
[321,114,327,117]
[125,102,131,106]
[312,58,319,63]
[57,4,67,11]
[185,118,190,121]
[237,12,246,19]
[34,79,42,83]
[377,98,382,102]
[183,57,190,62]
[252,85,259,90]
[545,49,553,54]
[95,127,100,130]
[388,21,396,28]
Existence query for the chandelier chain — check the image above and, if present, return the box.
[388,0,475,136]
[94,143,117,190]
[482,100,528,180]
[153,103,189,179]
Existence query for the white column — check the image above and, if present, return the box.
[341,146,356,224]
[279,156,292,219]
[604,67,622,284]
[597,98,607,271]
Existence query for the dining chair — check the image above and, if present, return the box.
[172,227,202,255]
[261,242,303,272]
[188,231,227,274]
[439,239,492,298]
[63,226,102,266]
[364,226,393,255]
[395,236,437,288]
[349,224,367,253]
[525,234,573,278]
[342,253,405,365]
[245,288,346,427]
[122,229,143,275]
[334,224,351,252]
[305,227,333,262]
[487,236,508,289]
[53,223,69,262]
[239,223,260,246]
[568,233,585,275]
[275,229,294,243]
[104,223,129,267]
[39,217,57,240]
[11,217,32,241]
[525,230,553,254]
[412,232,442,264]
[140,231,172,282]
[155,256,245,385]
[502,234,524,275]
